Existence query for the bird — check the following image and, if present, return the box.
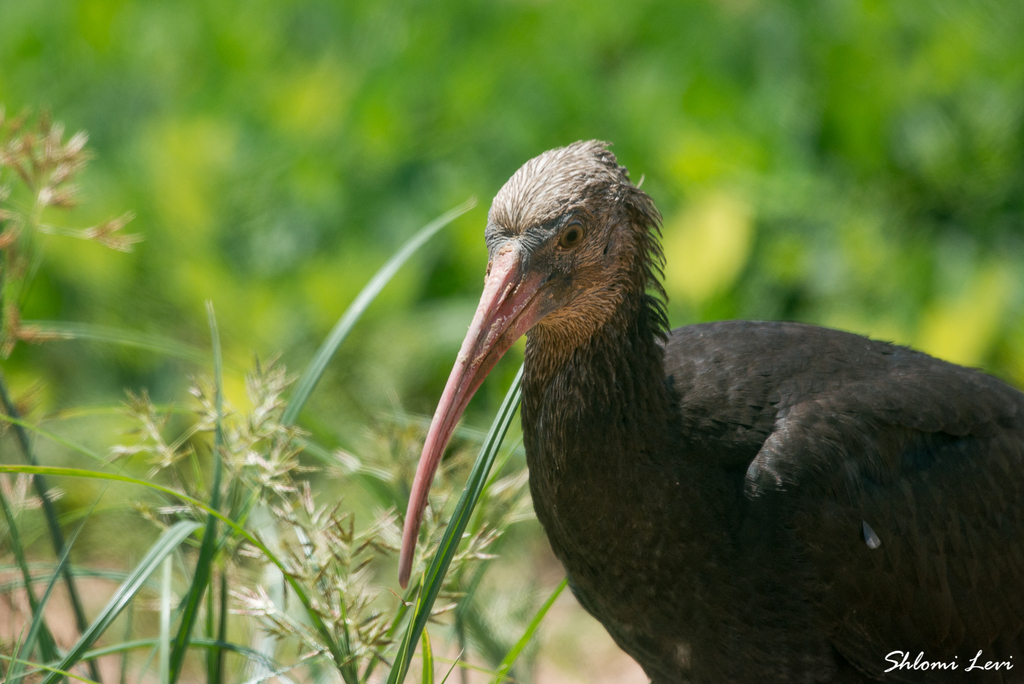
[398,141,1024,683]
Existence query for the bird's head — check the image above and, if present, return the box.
[398,140,663,588]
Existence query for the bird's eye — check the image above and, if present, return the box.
[559,221,584,249]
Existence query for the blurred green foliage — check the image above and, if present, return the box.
[3,0,1024,427]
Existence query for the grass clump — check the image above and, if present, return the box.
[1,107,552,684]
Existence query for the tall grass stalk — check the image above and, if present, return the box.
[490,578,568,683]
[282,197,476,426]
[17,321,215,367]
[36,521,202,684]
[9,486,98,684]
[0,373,101,682]
[1,126,551,684]
[160,555,173,684]
[167,304,225,684]
[0,476,60,662]
[386,366,523,684]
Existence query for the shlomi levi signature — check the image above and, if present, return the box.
[885,651,1014,674]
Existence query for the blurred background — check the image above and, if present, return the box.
[2,0,1024,681]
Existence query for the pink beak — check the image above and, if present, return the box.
[398,245,545,588]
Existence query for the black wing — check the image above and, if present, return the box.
[676,322,1024,681]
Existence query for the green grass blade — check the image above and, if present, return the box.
[10,505,81,684]
[0,564,159,593]
[7,637,286,684]
[5,631,25,682]
[209,302,224,410]
[119,602,133,684]
[279,203,474,679]
[168,303,225,684]
[0,371,104,684]
[490,578,567,683]
[459,595,508,668]
[38,520,202,684]
[421,630,434,684]
[22,320,215,367]
[0,654,100,684]
[239,661,305,684]
[160,556,173,684]
[437,652,462,684]
[43,403,193,422]
[215,570,227,684]
[386,364,522,684]
[0,480,59,662]
[78,637,284,670]
[334,586,358,683]
[0,412,107,465]
[205,570,215,682]
[204,572,227,684]
[0,465,350,679]
[15,474,108,684]
[451,438,523,663]
[421,657,507,682]
[136,639,160,684]
[282,198,476,426]
[359,581,418,683]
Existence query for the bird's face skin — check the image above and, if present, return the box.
[398,141,655,587]
[484,204,635,349]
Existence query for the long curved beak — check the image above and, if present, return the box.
[398,245,544,588]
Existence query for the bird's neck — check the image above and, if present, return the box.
[522,294,679,474]
[521,295,732,621]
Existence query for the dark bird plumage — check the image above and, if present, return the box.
[400,141,1024,683]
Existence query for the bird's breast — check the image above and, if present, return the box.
[521,367,701,633]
